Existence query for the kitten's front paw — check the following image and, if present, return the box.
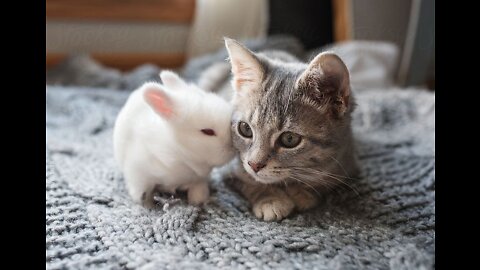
[286,186,319,211]
[253,196,295,221]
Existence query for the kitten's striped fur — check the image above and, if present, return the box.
[208,39,360,221]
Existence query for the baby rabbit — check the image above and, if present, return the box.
[113,71,235,208]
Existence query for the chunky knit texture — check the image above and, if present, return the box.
[46,85,434,269]
[47,36,434,269]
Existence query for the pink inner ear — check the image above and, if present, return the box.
[233,64,257,89]
[144,89,173,118]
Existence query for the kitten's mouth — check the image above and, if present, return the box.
[242,162,284,184]
[253,176,281,184]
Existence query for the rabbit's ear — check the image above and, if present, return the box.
[143,83,175,118]
[160,70,188,90]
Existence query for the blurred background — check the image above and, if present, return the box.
[46,0,434,89]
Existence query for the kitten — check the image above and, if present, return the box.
[220,38,360,221]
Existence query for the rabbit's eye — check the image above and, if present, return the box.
[201,129,216,136]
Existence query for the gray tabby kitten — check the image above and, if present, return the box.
[209,38,360,221]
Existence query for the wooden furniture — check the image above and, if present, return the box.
[332,0,352,42]
[46,0,195,70]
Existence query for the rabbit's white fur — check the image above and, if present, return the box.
[113,71,235,207]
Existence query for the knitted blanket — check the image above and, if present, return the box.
[46,36,435,269]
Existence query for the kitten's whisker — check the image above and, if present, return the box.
[290,172,343,196]
[288,174,323,197]
[315,170,360,181]
[292,168,360,196]
[323,175,360,197]
[329,156,352,179]
[285,165,360,181]
[307,169,359,194]
[291,172,341,195]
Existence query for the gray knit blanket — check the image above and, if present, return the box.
[46,37,435,269]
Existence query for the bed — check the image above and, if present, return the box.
[46,36,435,269]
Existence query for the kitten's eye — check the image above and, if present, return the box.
[238,121,253,138]
[279,132,302,148]
[201,129,216,136]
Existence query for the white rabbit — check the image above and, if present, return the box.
[113,71,235,208]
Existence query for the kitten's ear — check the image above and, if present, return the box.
[224,37,264,93]
[297,52,351,117]
[160,70,187,90]
[143,83,175,119]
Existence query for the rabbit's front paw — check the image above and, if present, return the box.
[187,181,210,206]
[128,185,157,209]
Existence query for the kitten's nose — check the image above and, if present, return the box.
[248,161,266,173]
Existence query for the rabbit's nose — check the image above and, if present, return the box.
[248,161,266,173]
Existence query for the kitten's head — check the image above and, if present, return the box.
[225,38,355,184]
